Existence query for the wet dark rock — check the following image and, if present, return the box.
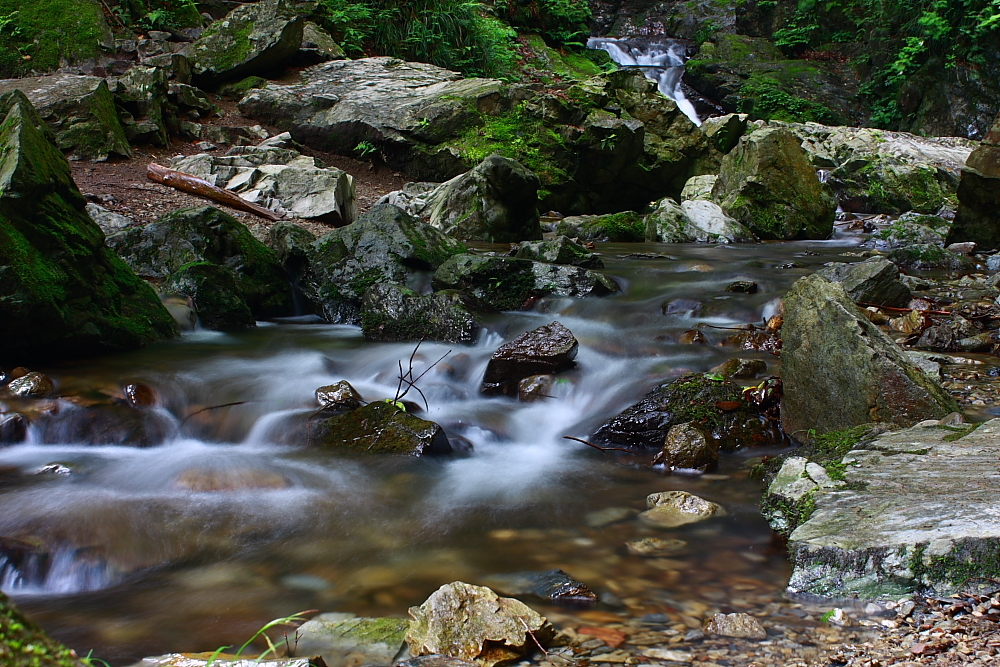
[592,373,779,451]
[780,274,959,436]
[290,615,408,667]
[677,330,707,345]
[946,114,1000,250]
[184,0,304,88]
[710,358,767,379]
[0,74,131,161]
[625,537,687,557]
[308,401,453,455]
[6,372,54,399]
[0,590,84,667]
[481,322,579,396]
[432,255,618,311]
[406,581,553,667]
[816,257,912,308]
[0,413,28,444]
[725,280,758,293]
[124,383,157,408]
[481,569,597,606]
[661,298,703,316]
[302,204,466,324]
[887,244,975,271]
[916,316,977,352]
[723,327,781,353]
[360,284,487,344]
[514,236,603,268]
[0,91,177,365]
[34,404,174,447]
[315,381,363,412]
[862,213,949,250]
[712,127,837,239]
[165,262,256,331]
[517,374,556,402]
[107,206,294,321]
[651,422,720,472]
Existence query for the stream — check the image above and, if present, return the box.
[2,236,862,664]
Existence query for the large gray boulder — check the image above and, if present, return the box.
[406,582,553,667]
[0,74,131,161]
[712,127,836,239]
[302,204,467,323]
[0,90,177,365]
[432,255,618,311]
[780,274,959,437]
[105,206,294,323]
[395,155,541,242]
[815,257,912,308]
[946,114,1000,250]
[185,0,304,88]
[782,419,1000,599]
[360,284,487,343]
[644,197,754,243]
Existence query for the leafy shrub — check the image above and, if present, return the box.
[498,0,592,46]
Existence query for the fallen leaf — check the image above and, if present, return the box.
[578,626,627,649]
[715,401,741,411]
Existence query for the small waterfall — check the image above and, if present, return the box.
[588,36,702,127]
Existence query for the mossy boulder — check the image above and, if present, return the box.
[513,236,603,268]
[0,74,131,161]
[0,0,109,79]
[644,197,754,243]
[360,283,489,343]
[780,274,959,437]
[115,65,171,147]
[105,206,293,321]
[0,90,177,365]
[712,127,836,239]
[946,114,1000,250]
[592,373,780,451]
[291,615,408,667]
[556,211,645,242]
[1,591,83,667]
[165,262,256,331]
[432,255,619,311]
[887,244,974,271]
[308,401,454,455]
[185,0,305,88]
[300,204,466,323]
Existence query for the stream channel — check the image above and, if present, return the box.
[2,234,866,663]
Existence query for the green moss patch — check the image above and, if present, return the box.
[0,0,105,78]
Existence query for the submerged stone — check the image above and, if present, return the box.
[639,491,725,528]
[704,613,766,640]
[481,570,597,605]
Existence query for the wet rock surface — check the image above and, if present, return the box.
[651,422,720,472]
[639,491,726,529]
[513,236,603,269]
[946,113,1000,251]
[816,256,912,308]
[290,614,408,667]
[481,322,579,396]
[308,401,453,456]
[360,283,487,344]
[315,381,363,412]
[481,569,597,605]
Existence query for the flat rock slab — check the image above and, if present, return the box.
[787,419,1000,600]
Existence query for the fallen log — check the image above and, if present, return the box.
[146,163,282,221]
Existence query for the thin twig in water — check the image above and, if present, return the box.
[180,401,251,426]
[563,435,634,454]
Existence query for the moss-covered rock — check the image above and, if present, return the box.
[712,127,836,239]
[1,591,83,667]
[308,401,454,455]
[946,114,1000,250]
[301,204,466,323]
[185,0,305,88]
[0,90,177,365]
[887,244,974,271]
[114,66,171,147]
[360,283,488,343]
[592,373,781,451]
[0,0,109,79]
[556,211,645,242]
[432,254,618,311]
[0,74,130,161]
[165,262,256,331]
[105,206,293,320]
[513,236,603,268]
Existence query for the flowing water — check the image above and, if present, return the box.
[1,237,862,664]
[587,37,702,126]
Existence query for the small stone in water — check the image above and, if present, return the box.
[175,467,290,492]
[6,372,54,398]
[642,648,692,663]
[125,382,157,407]
[33,463,72,475]
[640,491,725,528]
[316,380,363,411]
[585,507,637,528]
[678,330,706,345]
[518,374,555,402]
[703,612,766,640]
[625,537,688,557]
[725,280,758,294]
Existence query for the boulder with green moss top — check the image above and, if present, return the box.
[0,90,177,365]
[556,211,645,242]
[946,114,1000,250]
[862,212,949,249]
[240,59,714,215]
[290,614,408,667]
[414,155,541,242]
[781,419,1000,599]
[308,401,454,455]
[0,74,131,161]
[361,283,488,343]
[432,255,618,311]
[887,244,974,271]
[514,236,603,268]
[780,122,975,215]
[0,0,110,79]
[516,32,604,84]
[185,0,304,88]
[302,204,467,324]
[684,34,855,125]
[218,76,267,101]
[592,373,780,451]
[1,591,83,667]
[780,274,959,438]
[164,262,256,331]
[105,206,293,323]
[712,127,836,239]
[644,197,754,243]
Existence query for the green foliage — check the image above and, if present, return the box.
[739,76,843,124]
[0,0,105,77]
[498,0,592,46]
[355,140,378,157]
[315,0,517,77]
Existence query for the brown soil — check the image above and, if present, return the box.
[70,104,408,239]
